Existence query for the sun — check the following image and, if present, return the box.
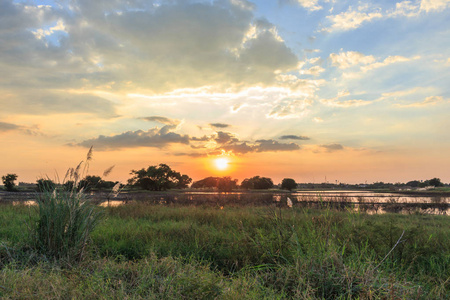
[214,157,229,171]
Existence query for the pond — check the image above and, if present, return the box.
[2,190,449,215]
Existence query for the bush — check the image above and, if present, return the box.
[31,186,102,266]
[36,178,56,192]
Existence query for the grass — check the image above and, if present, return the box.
[1,202,449,299]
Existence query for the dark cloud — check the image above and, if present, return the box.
[320,143,344,152]
[0,90,117,117]
[209,123,230,128]
[140,116,180,126]
[190,135,211,142]
[218,139,300,154]
[215,131,239,144]
[280,135,310,140]
[0,121,42,136]
[0,121,20,132]
[78,125,189,150]
[255,139,300,152]
[0,0,300,99]
[222,142,254,154]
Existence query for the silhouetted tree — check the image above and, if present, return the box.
[426,178,444,187]
[2,174,18,191]
[217,177,238,192]
[240,176,273,190]
[128,164,191,191]
[191,176,238,191]
[191,177,219,189]
[281,178,297,191]
[78,175,102,191]
[36,179,56,192]
[176,174,193,189]
[406,180,421,187]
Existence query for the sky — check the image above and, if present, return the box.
[0,0,449,185]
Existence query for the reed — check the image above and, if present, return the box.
[30,147,102,266]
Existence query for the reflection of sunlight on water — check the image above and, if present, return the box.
[99,200,128,207]
[12,200,37,206]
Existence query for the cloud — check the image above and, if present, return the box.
[334,53,421,79]
[140,116,180,126]
[215,131,239,144]
[0,0,302,118]
[191,130,302,155]
[320,143,344,152]
[0,121,42,136]
[0,90,117,117]
[78,125,190,150]
[255,139,300,152]
[360,55,419,72]
[300,65,325,76]
[209,123,231,129]
[267,98,314,119]
[0,122,21,132]
[395,96,445,107]
[323,4,383,32]
[320,90,372,107]
[420,0,450,12]
[220,139,300,154]
[280,135,310,140]
[321,99,372,107]
[322,1,450,33]
[222,142,255,154]
[329,51,376,69]
[294,0,323,12]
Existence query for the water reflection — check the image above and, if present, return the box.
[1,191,448,215]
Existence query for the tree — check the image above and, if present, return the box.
[240,176,273,190]
[128,164,191,191]
[191,177,220,189]
[217,177,238,192]
[2,174,18,191]
[36,178,56,192]
[78,175,102,191]
[281,178,297,191]
[176,174,193,189]
[191,176,238,191]
[426,178,444,187]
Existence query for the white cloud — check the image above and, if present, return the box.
[323,1,449,32]
[334,53,421,78]
[329,51,376,69]
[360,55,419,72]
[420,0,450,12]
[32,19,66,39]
[320,90,371,107]
[389,1,420,17]
[323,5,383,32]
[295,0,323,12]
[300,65,325,75]
[395,96,445,107]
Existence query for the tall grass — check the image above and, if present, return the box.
[31,188,101,266]
[30,147,102,266]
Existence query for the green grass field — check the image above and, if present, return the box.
[1,202,449,299]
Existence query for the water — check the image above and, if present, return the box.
[2,190,449,214]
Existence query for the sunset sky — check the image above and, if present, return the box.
[1,0,449,185]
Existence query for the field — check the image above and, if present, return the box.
[1,198,449,299]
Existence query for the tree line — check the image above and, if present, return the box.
[1,164,447,193]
